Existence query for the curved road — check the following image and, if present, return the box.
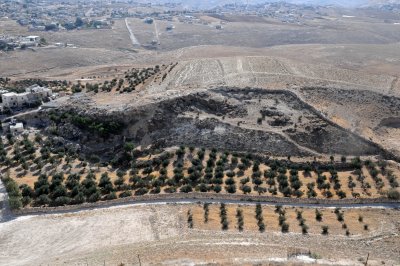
[1,196,397,222]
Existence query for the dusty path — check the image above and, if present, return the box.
[154,20,160,45]
[7,197,400,221]
[125,18,141,47]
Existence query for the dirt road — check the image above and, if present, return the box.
[125,18,141,47]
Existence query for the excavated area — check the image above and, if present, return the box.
[26,87,387,161]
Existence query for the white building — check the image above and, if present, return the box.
[25,85,52,98]
[1,92,18,108]
[2,119,24,135]
[1,85,52,109]
[21,35,40,47]
[10,122,24,134]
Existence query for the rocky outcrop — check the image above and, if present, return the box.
[23,87,394,161]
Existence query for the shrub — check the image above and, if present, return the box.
[387,189,400,200]
[72,192,85,204]
[301,224,308,234]
[87,191,101,202]
[21,196,32,207]
[53,196,71,206]
[1,176,22,210]
[204,203,210,223]
[164,187,176,194]
[187,210,193,228]
[281,222,289,233]
[241,185,252,194]
[322,225,329,235]
[315,209,323,221]
[134,187,148,196]
[104,192,117,201]
[8,197,23,210]
[236,208,244,231]
[336,212,344,222]
[225,184,236,194]
[220,203,229,230]
[213,185,222,193]
[337,190,346,199]
[35,194,51,206]
[180,185,193,193]
[119,190,132,198]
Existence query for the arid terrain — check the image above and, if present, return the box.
[1,203,399,266]
[1,2,400,265]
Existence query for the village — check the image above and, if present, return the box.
[0,84,55,135]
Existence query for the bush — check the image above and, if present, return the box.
[119,190,132,198]
[164,187,176,194]
[241,185,252,194]
[180,185,193,193]
[281,222,289,233]
[35,194,51,206]
[1,176,22,210]
[301,224,308,234]
[135,187,148,196]
[87,191,101,202]
[225,184,236,194]
[322,225,329,235]
[8,197,22,210]
[73,192,85,204]
[104,192,117,201]
[387,189,400,200]
[53,196,71,206]
[187,210,193,228]
[213,185,222,193]
[315,209,323,221]
[21,196,32,207]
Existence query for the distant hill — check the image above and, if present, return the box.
[148,0,400,9]
[285,0,399,7]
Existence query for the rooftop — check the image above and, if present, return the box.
[2,92,17,97]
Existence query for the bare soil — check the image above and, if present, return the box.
[0,203,398,266]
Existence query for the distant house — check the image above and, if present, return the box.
[1,92,19,108]
[25,85,52,98]
[1,85,52,109]
[2,119,24,135]
[10,122,24,134]
[21,35,40,47]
